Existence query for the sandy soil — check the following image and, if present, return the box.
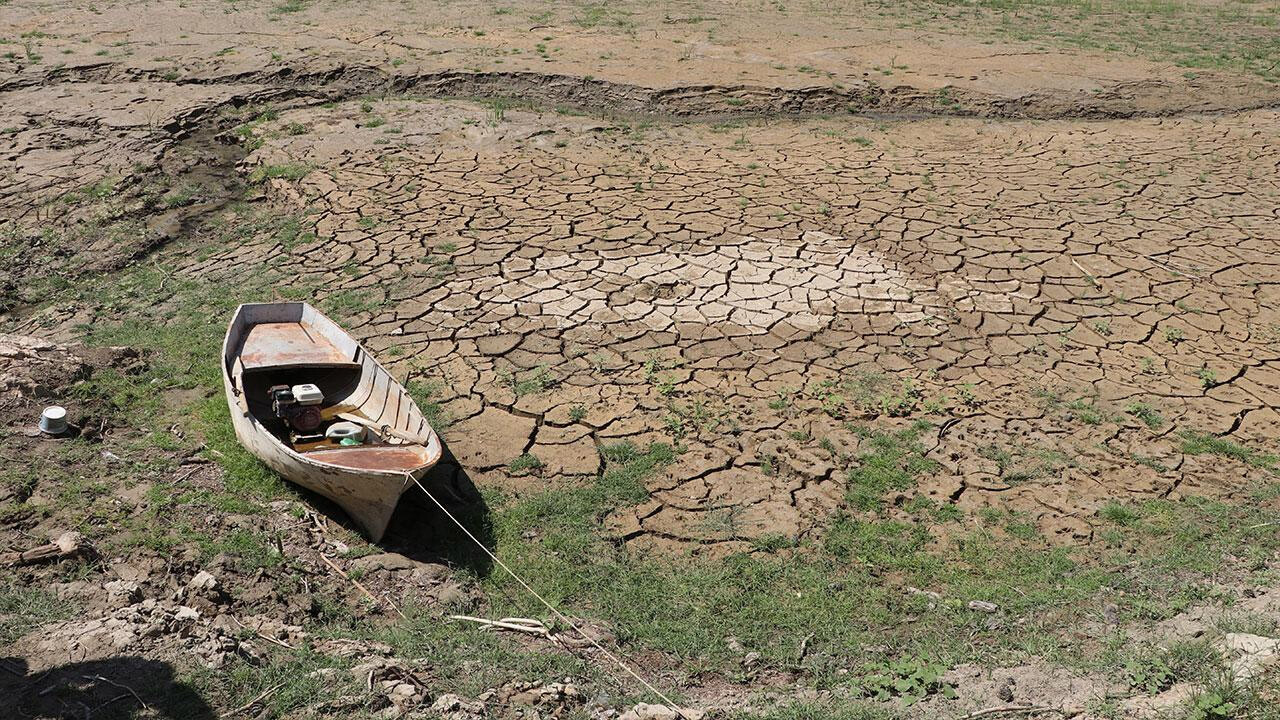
[2,0,1279,716]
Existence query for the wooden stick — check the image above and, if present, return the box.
[0,532,85,568]
[1069,257,1100,289]
[229,616,295,650]
[958,705,1080,720]
[318,554,406,619]
[449,614,551,636]
[83,674,148,711]
[221,681,284,718]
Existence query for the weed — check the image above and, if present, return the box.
[858,656,956,705]
[979,442,1073,484]
[1123,649,1175,694]
[1196,367,1217,389]
[507,453,543,475]
[1180,431,1277,473]
[1067,397,1112,425]
[1125,402,1164,430]
[406,379,450,435]
[845,422,937,511]
[321,289,384,318]
[247,163,309,184]
[0,582,70,643]
[1098,501,1141,526]
[505,364,557,396]
[750,534,795,553]
[767,390,793,412]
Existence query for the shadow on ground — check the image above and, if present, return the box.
[383,439,495,577]
[0,656,213,719]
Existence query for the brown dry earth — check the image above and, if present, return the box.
[2,0,1280,716]
[4,0,1280,551]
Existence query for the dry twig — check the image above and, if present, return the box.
[221,681,284,718]
[318,554,406,619]
[83,674,148,712]
[449,614,551,637]
[958,705,1081,720]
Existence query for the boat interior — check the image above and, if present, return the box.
[232,319,435,473]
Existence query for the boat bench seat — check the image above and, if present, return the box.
[304,445,435,472]
[239,322,360,371]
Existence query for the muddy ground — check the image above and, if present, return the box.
[1,1,1279,719]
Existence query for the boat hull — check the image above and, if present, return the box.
[221,302,442,542]
[223,385,423,541]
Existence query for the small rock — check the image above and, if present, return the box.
[409,563,452,584]
[742,651,761,668]
[430,693,485,720]
[388,682,418,700]
[350,552,423,573]
[316,638,392,659]
[434,583,466,607]
[907,586,942,608]
[104,580,141,606]
[189,570,219,593]
[1221,633,1280,680]
[1103,602,1120,625]
[173,606,200,622]
[968,600,999,613]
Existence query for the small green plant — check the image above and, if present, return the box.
[1125,402,1164,429]
[1196,367,1216,389]
[1179,431,1277,473]
[507,453,543,474]
[1164,327,1185,344]
[767,390,793,411]
[1099,501,1141,526]
[845,422,937,511]
[1124,652,1175,694]
[507,364,557,396]
[568,404,587,423]
[1067,397,1110,425]
[247,163,309,184]
[858,656,956,705]
[1184,691,1237,720]
[877,379,921,417]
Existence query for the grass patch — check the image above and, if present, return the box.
[844,421,937,511]
[1180,431,1278,473]
[0,583,70,644]
[247,163,309,184]
[406,379,451,436]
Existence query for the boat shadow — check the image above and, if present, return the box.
[382,439,496,577]
[0,655,214,719]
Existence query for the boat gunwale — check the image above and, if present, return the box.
[222,302,443,478]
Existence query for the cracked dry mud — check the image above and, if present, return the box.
[4,1,1280,557]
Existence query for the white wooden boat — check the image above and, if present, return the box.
[221,302,442,541]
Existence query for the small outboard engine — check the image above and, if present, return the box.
[268,383,324,433]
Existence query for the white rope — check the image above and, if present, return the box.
[405,472,691,719]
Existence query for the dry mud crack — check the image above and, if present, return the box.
[3,3,1280,717]
[4,56,1279,551]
